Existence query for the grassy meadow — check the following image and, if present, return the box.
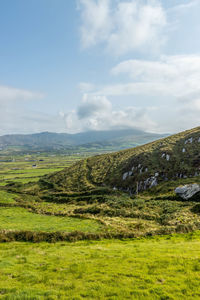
[1,150,200,298]
[1,233,200,299]
[0,206,102,233]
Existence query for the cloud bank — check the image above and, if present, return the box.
[107,54,200,98]
[61,94,156,133]
[73,54,200,134]
[0,85,44,101]
[78,0,167,55]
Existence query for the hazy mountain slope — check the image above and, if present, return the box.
[0,129,166,151]
[37,126,200,195]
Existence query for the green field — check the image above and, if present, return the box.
[1,233,200,299]
[1,151,200,298]
[0,206,101,233]
[0,153,84,186]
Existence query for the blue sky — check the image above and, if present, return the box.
[0,0,200,135]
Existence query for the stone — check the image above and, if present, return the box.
[122,172,128,180]
[175,184,200,200]
[185,137,193,144]
[150,177,158,188]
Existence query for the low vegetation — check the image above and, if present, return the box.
[1,233,200,299]
[1,127,200,298]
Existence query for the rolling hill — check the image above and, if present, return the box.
[33,126,200,196]
[4,126,200,238]
[5,127,200,240]
[0,129,167,152]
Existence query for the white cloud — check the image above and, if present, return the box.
[104,55,200,98]
[78,0,167,55]
[0,85,47,135]
[78,0,112,48]
[78,82,95,93]
[0,109,66,136]
[78,54,200,133]
[0,85,44,101]
[77,94,112,119]
[61,94,157,133]
[169,0,199,13]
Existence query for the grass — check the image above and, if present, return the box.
[0,191,17,204]
[0,152,84,186]
[1,137,200,298]
[0,207,102,233]
[1,233,200,299]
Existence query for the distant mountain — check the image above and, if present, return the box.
[0,129,167,152]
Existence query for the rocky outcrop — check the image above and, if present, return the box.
[175,184,200,200]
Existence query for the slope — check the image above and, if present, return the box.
[34,126,200,196]
[3,126,200,238]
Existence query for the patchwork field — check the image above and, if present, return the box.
[0,152,83,186]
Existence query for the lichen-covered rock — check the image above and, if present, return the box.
[175,184,200,200]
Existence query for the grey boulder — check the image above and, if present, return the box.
[175,184,200,200]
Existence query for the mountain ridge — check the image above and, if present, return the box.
[0,129,167,151]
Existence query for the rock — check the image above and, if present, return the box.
[150,177,158,188]
[185,137,193,144]
[122,172,128,180]
[175,184,200,200]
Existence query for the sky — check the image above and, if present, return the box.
[0,0,200,135]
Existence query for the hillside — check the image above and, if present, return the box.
[4,126,200,238]
[0,129,166,152]
[32,126,200,196]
